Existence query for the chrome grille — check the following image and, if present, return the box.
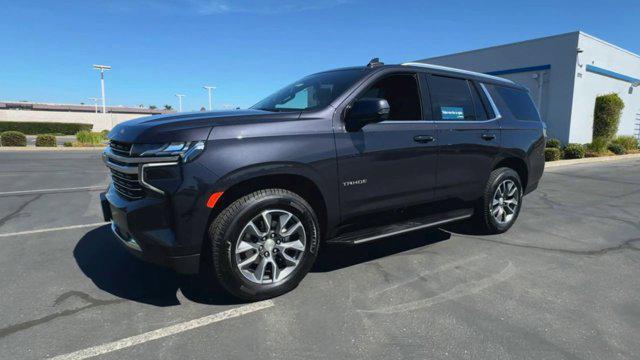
[110,140,132,156]
[110,168,144,200]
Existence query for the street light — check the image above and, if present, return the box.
[89,97,98,114]
[92,65,111,114]
[203,86,216,111]
[175,94,186,112]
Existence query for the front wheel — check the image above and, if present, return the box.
[208,189,320,301]
[475,167,523,234]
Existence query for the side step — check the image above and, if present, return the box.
[326,208,473,245]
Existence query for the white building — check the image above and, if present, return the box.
[0,101,172,131]
[417,31,640,144]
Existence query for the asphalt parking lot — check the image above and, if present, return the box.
[0,151,639,360]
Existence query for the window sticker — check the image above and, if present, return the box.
[441,106,465,119]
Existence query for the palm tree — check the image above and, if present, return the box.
[149,105,157,109]
[164,105,173,110]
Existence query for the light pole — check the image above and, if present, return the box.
[89,97,98,114]
[92,65,111,114]
[175,94,186,112]
[203,86,215,111]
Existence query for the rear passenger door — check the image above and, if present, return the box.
[425,74,501,201]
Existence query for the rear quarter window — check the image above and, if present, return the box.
[485,84,540,122]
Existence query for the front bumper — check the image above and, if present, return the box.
[100,189,201,275]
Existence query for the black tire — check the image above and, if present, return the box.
[208,189,320,301]
[475,167,523,234]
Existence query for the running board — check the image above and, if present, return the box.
[326,208,473,245]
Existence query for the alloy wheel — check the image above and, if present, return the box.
[234,209,306,284]
[490,179,519,225]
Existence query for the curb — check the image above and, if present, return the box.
[0,146,104,152]
[545,153,640,168]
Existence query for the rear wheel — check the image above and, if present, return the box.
[208,189,320,301]
[475,167,523,234]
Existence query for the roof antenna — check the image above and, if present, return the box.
[367,58,384,68]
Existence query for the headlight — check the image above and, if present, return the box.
[131,141,206,163]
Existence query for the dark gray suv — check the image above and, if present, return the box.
[100,59,545,300]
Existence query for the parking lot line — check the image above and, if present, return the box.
[0,186,106,197]
[0,222,109,238]
[48,300,274,360]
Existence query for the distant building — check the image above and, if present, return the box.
[0,101,174,131]
[417,31,640,144]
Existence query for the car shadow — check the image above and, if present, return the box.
[74,225,451,306]
[312,228,451,272]
[73,225,240,307]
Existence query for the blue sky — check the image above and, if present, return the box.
[1,0,638,111]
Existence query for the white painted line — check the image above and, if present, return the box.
[0,222,109,238]
[0,185,106,197]
[48,300,274,360]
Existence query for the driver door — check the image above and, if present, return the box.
[334,72,438,220]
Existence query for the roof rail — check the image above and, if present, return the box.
[401,62,515,84]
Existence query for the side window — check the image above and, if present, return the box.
[428,75,477,120]
[276,86,311,109]
[485,84,540,121]
[359,73,422,120]
[469,82,488,120]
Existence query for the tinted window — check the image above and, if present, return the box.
[486,84,540,121]
[359,74,422,120]
[469,82,488,120]
[252,69,367,112]
[428,75,476,120]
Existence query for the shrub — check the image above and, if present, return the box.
[1,131,27,146]
[0,121,92,135]
[544,148,561,161]
[545,138,561,148]
[76,131,105,145]
[63,142,73,147]
[612,135,639,151]
[586,137,610,153]
[563,143,586,159]
[35,134,56,147]
[100,129,110,139]
[592,93,624,146]
[608,143,626,155]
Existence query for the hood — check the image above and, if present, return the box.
[108,109,300,143]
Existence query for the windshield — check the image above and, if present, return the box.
[251,68,368,112]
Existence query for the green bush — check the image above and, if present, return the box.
[1,131,27,146]
[608,143,626,155]
[545,138,561,148]
[63,141,73,147]
[586,137,610,153]
[0,121,92,135]
[35,134,56,147]
[100,129,110,139]
[612,135,639,151]
[563,143,586,159]
[592,93,624,146]
[544,148,561,161]
[76,131,104,145]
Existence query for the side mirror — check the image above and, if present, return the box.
[345,98,390,132]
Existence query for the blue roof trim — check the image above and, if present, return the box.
[586,64,640,84]
[485,64,551,76]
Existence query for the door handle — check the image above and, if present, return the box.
[414,135,435,143]
[481,134,496,141]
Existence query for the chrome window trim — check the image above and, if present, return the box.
[401,62,515,85]
[139,162,179,195]
[480,83,502,120]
